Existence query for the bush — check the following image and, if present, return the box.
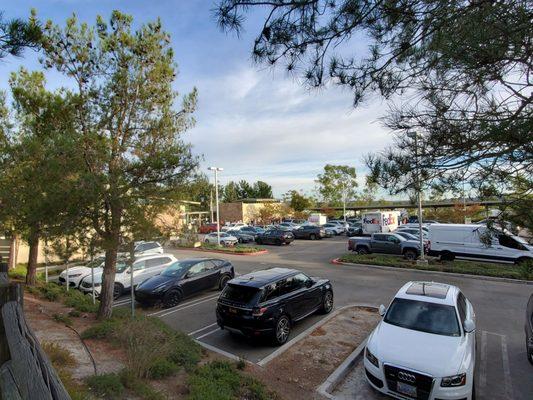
[167,330,202,372]
[519,260,533,280]
[236,358,246,370]
[81,319,120,340]
[86,373,124,399]
[41,341,76,368]
[68,309,81,318]
[188,361,276,400]
[39,282,63,301]
[120,370,165,400]
[8,265,28,280]
[53,313,73,326]
[64,290,99,313]
[148,358,179,379]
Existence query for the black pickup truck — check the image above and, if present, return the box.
[348,233,421,260]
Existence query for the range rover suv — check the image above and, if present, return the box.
[216,268,333,345]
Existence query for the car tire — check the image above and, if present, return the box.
[404,249,418,260]
[516,257,532,265]
[256,238,262,245]
[163,289,182,308]
[527,340,533,365]
[238,238,243,244]
[441,251,455,261]
[319,290,334,314]
[356,246,369,255]
[309,234,316,240]
[113,283,124,300]
[273,315,291,345]
[204,239,209,243]
[275,239,282,246]
[219,275,231,290]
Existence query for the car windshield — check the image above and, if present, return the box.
[220,284,260,304]
[116,261,129,273]
[86,258,104,268]
[162,260,198,277]
[384,298,461,337]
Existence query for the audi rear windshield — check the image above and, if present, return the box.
[220,284,261,305]
[384,298,461,337]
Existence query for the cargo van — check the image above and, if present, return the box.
[428,224,532,264]
[362,211,401,235]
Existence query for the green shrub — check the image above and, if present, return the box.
[53,313,73,326]
[236,358,246,370]
[8,265,28,280]
[148,358,179,379]
[68,309,81,318]
[58,369,92,400]
[81,319,120,340]
[120,370,165,400]
[41,341,76,368]
[39,282,63,301]
[64,290,99,313]
[86,373,124,399]
[519,260,533,280]
[167,330,202,372]
[188,361,276,400]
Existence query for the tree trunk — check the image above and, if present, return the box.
[97,233,119,320]
[25,228,39,286]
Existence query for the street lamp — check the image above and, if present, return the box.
[208,166,223,246]
[407,131,426,263]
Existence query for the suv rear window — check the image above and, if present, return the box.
[220,284,261,305]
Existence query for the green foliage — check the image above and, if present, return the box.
[316,164,358,207]
[39,282,63,301]
[41,341,76,368]
[52,313,73,326]
[338,253,532,281]
[223,180,274,202]
[236,358,246,370]
[518,260,533,281]
[148,358,179,379]
[81,319,120,340]
[68,309,81,318]
[0,10,42,59]
[86,373,124,399]
[200,243,264,254]
[187,361,275,400]
[119,370,165,400]
[63,290,100,313]
[284,190,313,212]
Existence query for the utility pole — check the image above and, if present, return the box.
[210,187,214,223]
[408,131,426,263]
[209,167,223,246]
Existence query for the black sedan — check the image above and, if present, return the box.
[135,258,235,308]
[255,229,294,245]
[526,293,533,365]
[216,268,333,345]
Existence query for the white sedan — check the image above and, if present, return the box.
[204,232,238,246]
[364,281,476,400]
[58,257,105,288]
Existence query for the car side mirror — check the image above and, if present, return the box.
[306,279,314,288]
[463,319,475,333]
[379,304,386,316]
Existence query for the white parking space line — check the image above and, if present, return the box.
[479,330,487,393]
[156,295,220,318]
[113,299,131,307]
[500,335,514,399]
[195,328,221,340]
[147,293,220,317]
[188,323,218,336]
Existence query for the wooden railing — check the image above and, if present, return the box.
[0,262,71,400]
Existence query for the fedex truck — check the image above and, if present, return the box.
[362,211,401,235]
[308,213,327,226]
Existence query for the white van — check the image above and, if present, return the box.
[428,224,532,264]
[79,253,177,298]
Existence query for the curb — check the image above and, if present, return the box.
[175,247,268,256]
[257,303,377,367]
[331,258,533,285]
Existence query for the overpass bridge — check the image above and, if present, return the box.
[309,199,505,212]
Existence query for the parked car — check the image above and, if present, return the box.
[396,227,429,239]
[133,241,164,257]
[227,229,255,244]
[239,226,265,236]
[204,232,238,246]
[292,225,326,240]
[428,223,533,263]
[199,223,218,234]
[79,254,177,299]
[216,268,334,345]
[347,222,363,236]
[329,220,349,230]
[278,222,301,230]
[526,293,533,365]
[221,223,247,232]
[348,233,422,260]
[365,281,476,400]
[255,229,294,245]
[135,258,235,307]
[323,223,345,235]
[58,256,105,288]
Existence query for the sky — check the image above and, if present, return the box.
[0,0,395,197]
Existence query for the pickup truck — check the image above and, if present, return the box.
[348,233,422,260]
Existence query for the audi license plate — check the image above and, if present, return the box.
[397,382,417,398]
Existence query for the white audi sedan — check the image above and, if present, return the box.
[364,281,476,400]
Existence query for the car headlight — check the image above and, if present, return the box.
[440,373,466,387]
[365,347,379,368]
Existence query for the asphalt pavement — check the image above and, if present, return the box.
[112,236,532,400]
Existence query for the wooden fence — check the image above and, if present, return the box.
[0,262,71,400]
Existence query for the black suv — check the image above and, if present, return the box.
[526,293,533,365]
[255,229,294,245]
[292,225,326,240]
[216,268,333,345]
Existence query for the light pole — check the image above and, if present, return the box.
[208,167,223,246]
[407,131,426,263]
[342,182,347,223]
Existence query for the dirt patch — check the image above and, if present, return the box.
[24,294,125,379]
[247,306,380,400]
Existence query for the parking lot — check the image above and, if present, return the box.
[111,236,532,399]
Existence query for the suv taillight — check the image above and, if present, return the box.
[252,306,268,317]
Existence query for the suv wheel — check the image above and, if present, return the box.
[441,251,455,261]
[274,315,291,345]
[356,246,369,255]
[275,239,282,246]
[404,249,418,260]
[309,234,316,240]
[219,275,230,290]
[113,283,124,300]
[163,289,182,308]
[320,291,334,314]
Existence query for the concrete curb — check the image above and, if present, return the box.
[331,258,533,285]
[175,247,268,256]
[316,338,369,399]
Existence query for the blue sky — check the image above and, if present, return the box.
[1,1,394,197]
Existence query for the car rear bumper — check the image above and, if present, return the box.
[216,310,275,337]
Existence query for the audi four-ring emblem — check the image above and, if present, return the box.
[398,372,416,383]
